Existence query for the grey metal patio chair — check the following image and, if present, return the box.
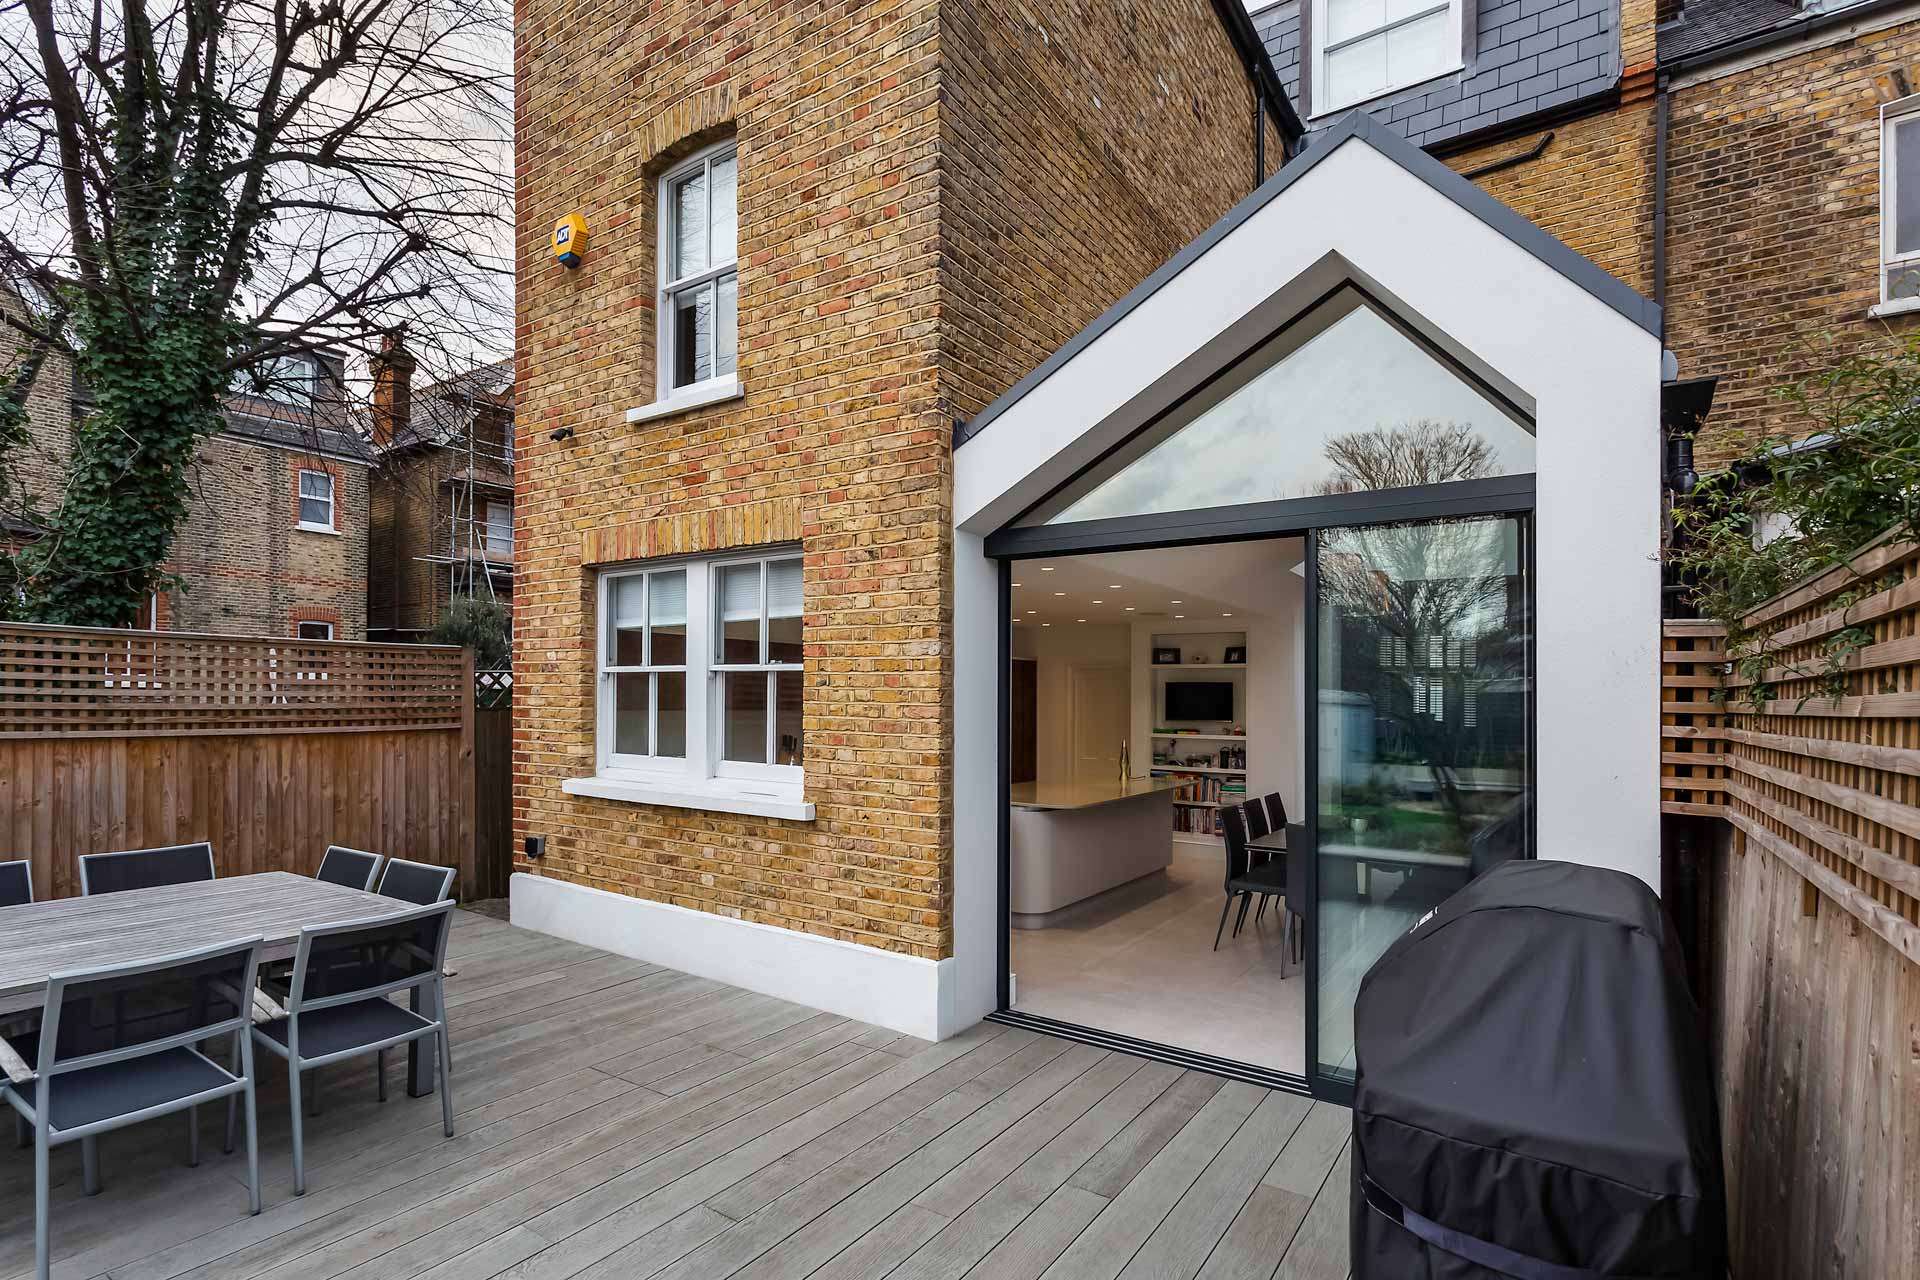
[78,842,216,896]
[0,937,265,1280]
[315,846,382,892]
[248,900,455,1194]
[374,858,456,905]
[0,857,31,907]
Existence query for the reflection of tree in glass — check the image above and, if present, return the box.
[1316,420,1495,495]
[1319,517,1524,852]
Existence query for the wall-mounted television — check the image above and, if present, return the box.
[1165,681,1233,722]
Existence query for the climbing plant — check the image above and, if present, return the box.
[1668,333,1920,708]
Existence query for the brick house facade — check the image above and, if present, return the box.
[367,342,515,642]
[0,316,371,639]
[512,0,1289,967]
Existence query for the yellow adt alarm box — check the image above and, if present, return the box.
[552,214,588,268]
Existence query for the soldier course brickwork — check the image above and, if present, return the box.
[513,0,1274,958]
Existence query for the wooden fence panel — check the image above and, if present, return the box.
[472,704,512,901]
[1663,533,1920,1279]
[0,626,475,901]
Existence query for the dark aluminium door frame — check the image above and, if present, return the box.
[984,480,1537,1102]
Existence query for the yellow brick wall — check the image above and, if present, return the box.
[1666,22,1920,469]
[513,0,1268,959]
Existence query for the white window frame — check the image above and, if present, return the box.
[656,139,739,402]
[587,548,805,812]
[1881,95,1920,308]
[709,552,805,788]
[296,620,334,641]
[296,468,335,532]
[1310,0,1464,117]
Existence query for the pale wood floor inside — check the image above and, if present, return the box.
[0,910,1352,1280]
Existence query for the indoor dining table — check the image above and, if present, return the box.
[0,871,442,1095]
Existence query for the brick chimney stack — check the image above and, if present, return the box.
[370,332,416,447]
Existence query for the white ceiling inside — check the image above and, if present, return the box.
[1009,538,1304,628]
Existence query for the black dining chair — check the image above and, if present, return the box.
[249,901,455,1195]
[1243,797,1270,842]
[1260,792,1288,834]
[0,936,264,1280]
[316,846,383,892]
[376,858,456,905]
[1215,805,1286,951]
[78,842,216,896]
[0,858,31,907]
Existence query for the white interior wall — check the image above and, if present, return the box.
[1011,623,1132,783]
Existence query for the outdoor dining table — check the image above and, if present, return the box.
[0,871,443,1095]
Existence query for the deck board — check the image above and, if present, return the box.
[0,910,1350,1280]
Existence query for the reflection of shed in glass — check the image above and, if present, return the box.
[1317,690,1375,791]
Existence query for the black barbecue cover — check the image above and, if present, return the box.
[1351,860,1726,1279]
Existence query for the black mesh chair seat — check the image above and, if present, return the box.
[0,859,31,907]
[11,1039,236,1134]
[256,1000,433,1061]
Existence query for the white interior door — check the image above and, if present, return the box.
[1069,665,1131,781]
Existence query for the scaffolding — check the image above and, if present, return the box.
[412,368,514,615]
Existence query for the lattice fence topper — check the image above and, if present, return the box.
[0,623,469,737]
[1662,530,1920,967]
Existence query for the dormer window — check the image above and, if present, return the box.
[1312,0,1463,115]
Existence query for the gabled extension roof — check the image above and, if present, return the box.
[954,111,1660,450]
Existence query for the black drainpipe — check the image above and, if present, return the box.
[1654,72,1669,336]
[1255,95,1267,188]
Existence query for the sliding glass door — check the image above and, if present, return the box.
[1312,515,1532,1088]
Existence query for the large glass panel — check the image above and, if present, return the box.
[716,273,739,377]
[1324,37,1388,110]
[1314,515,1530,1086]
[1025,291,1533,526]
[1325,0,1384,44]
[673,286,714,387]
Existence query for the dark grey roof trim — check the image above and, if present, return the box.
[953,111,1660,449]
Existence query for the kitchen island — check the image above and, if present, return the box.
[1009,777,1181,927]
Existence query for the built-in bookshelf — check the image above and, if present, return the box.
[1148,631,1248,848]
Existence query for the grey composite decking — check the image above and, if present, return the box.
[0,910,1352,1280]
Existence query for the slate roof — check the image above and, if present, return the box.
[1252,0,1618,152]
[1657,0,1803,62]
[383,357,514,454]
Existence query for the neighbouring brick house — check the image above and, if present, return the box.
[367,340,515,642]
[1659,0,1920,468]
[0,310,371,639]
[511,0,1667,1087]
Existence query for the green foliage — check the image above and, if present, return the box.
[1668,333,1920,708]
[430,596,513,671]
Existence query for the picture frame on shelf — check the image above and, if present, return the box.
[1152,646,1181,665]
[1223,645,1246,665]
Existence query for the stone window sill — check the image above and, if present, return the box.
[562,773,815,822]
[626,377,743,426]
[1868,296,1920,319]
[295,522,340,536]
